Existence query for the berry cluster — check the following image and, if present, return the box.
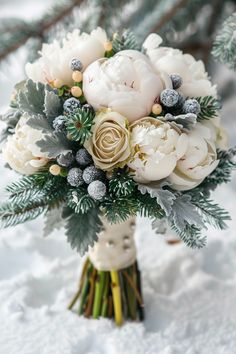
[51,148,107,201]
[152,73,201,118]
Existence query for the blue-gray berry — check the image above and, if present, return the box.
[170,74,183,90]
[76,149,93,167]
[82,104,94,114]
[87,180,106,200]
[57,152,75,167]
[67,167,83,187]
[83,165,105,184]
[63,97,81,114]
[183,99,201,115]
[53,115,66,133]
[160,89,179,107]
[70,58,83,71]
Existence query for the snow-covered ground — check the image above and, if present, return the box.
[0,2,236,354]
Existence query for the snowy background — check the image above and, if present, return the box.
[0,1,236,353]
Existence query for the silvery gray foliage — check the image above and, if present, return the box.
[43,89,62,122]
[36,132,72,158]
[152,218,168,234]
[169,194,205,231]
[43,206,65,237]
[164,113,197,130]
[138,181,175,216]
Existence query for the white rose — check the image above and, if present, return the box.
[2,115,49,175]
[127,117,188,183]
[143,34,217,98]
[25,27,107,86]
[168,123,219,190]
[82,50,164,122]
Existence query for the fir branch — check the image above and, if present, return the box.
[198,148,236,191]
[171,224,207,249]
[137,192,165,219]
[190,196,231,230]
[101,195,138,223]
[109,171,136,197]
[212,13,236,70]
[65,107,95,144]
[0,0,85,62]
[67,187,97,214]
[112,29,140,52]
[195,96,221,121]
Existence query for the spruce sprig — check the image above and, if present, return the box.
[195,96,221,121]
[112,29,140,53]
[67,187,97,214]
[65,107,95,144]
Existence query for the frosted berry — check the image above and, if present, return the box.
[160,89,179,107]
[183,99,201,115]
[87,180,107,200]
[170,74,183,89]
[83,165,105,184]
[70,58,83,72]
[63,97,81,114]
[75,148,93,166]
[67,167,83,187]
[53,115,66,133]
[57,152,75,167]
[82,103,94,114]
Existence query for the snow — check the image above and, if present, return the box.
[1,2,236,353]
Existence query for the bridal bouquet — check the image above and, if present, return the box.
[0,28,235,325]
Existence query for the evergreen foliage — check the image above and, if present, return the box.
[112,29,140,53]
[195,96,221,121]
[109,171,136,197]
[212,13,236,71]
[67,187,97,214]
[65,107,95,144]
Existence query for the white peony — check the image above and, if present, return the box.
[143,34,217,98]
[25,27,107,86]
[82,50,164,122]
[201,117,229,150]
[168,122,219,190]
[127,117,188,183]
[2,115,49,175]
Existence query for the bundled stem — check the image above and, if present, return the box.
[69,258,144,326]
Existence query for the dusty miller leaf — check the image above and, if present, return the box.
[64,208,102,255]
[36,132,72,158]
[44,90,62,122]
[138,182,175,216]
[170,194,204,230]
[43,206,65,237]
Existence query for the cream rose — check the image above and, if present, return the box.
[168,123,219,190]
[82,50,164,122]
[25,27,107,86]
[2,114,49,175]
[127,117,188,183]
[84,110,131,171]
[143,34,217,98]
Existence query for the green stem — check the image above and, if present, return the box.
[78,262,93,315]
[101,272,110,317]
[92,271,106,318]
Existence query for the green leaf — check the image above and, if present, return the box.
[43,206,65,237]
[195,96,221,121]
[36,132,73,158]
[65,208,102,255]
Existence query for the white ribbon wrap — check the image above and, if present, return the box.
[88,217,137,271]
